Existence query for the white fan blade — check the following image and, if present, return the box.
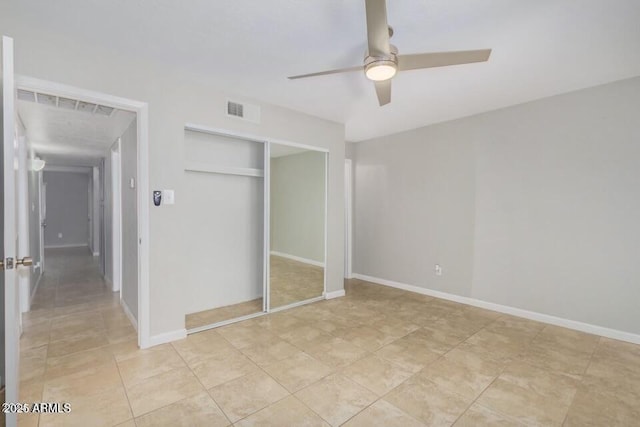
[398,49,492,71]
[374,79,391,106]
[365,0,390,57]
[288,65,362,80]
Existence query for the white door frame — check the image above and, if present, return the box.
[2,35,21,427]
[92,166,100,256]
[111,139,122,293]
[38,177,46,273]
[16,76,151,348]
[344,159,353,279]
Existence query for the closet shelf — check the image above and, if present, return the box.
[184,162,264,178]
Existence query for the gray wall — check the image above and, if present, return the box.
[270,151,326,263]
[121,120,138,319]
[27,167,42,295]
[354,76,640,335]
[43,171,89,248]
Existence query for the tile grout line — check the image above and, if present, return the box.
[170,338,234,425]
[560,336,604,426]
[113,349,137,425]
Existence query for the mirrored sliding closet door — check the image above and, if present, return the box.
[268,143,327,310]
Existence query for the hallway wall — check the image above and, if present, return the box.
[121,120,138,320]
[43,171,89,248]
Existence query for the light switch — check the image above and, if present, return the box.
[130,178,136,189]
[163,190,175,205]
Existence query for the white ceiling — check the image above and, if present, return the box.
[18,99,136,166]
[6,0,640,141]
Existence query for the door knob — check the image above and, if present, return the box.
[16,256,33,267]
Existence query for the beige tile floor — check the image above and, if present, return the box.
[186,255,324,329]
[19,248,640,426]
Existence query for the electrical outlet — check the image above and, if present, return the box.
[58,233,63,239]
[435,264,442,276]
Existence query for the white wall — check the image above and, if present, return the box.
[354,76,640,336]
[120,120,138,319]
[270,151,326,263]
[43,171,90,248]
[3,18,345,339]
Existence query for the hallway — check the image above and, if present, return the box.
[19,248,136,427]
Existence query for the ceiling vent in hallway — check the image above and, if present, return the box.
[16,89,118,117]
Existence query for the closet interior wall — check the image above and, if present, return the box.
[182,129,266,321]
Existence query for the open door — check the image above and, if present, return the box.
[2,35,28,427]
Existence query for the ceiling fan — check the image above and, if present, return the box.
[288,0,492,106]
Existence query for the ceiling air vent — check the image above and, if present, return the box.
[58,97,78,110]
[17,89,119,117]
[95,105,115,116]
[37,93,57,106]
[77,101,97,113]
[17,89,36,102]
[226,99,261,124]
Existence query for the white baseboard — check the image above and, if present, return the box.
[44,243,89,249]
[120,299,138,332]
[325,289,346,300]
[271,251,325,268]
[105,276,119,293]
[353,273,640,345]
[147,329,187,348]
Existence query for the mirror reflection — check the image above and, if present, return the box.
[269,144,326,309]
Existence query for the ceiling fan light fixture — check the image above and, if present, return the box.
[31,157,46,171]
[365,60,397,81]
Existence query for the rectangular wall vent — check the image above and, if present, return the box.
[227,101,244,118]
[226,99,261,124]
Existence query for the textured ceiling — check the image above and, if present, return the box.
[4,0,640,141]
[18,99,136,164]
